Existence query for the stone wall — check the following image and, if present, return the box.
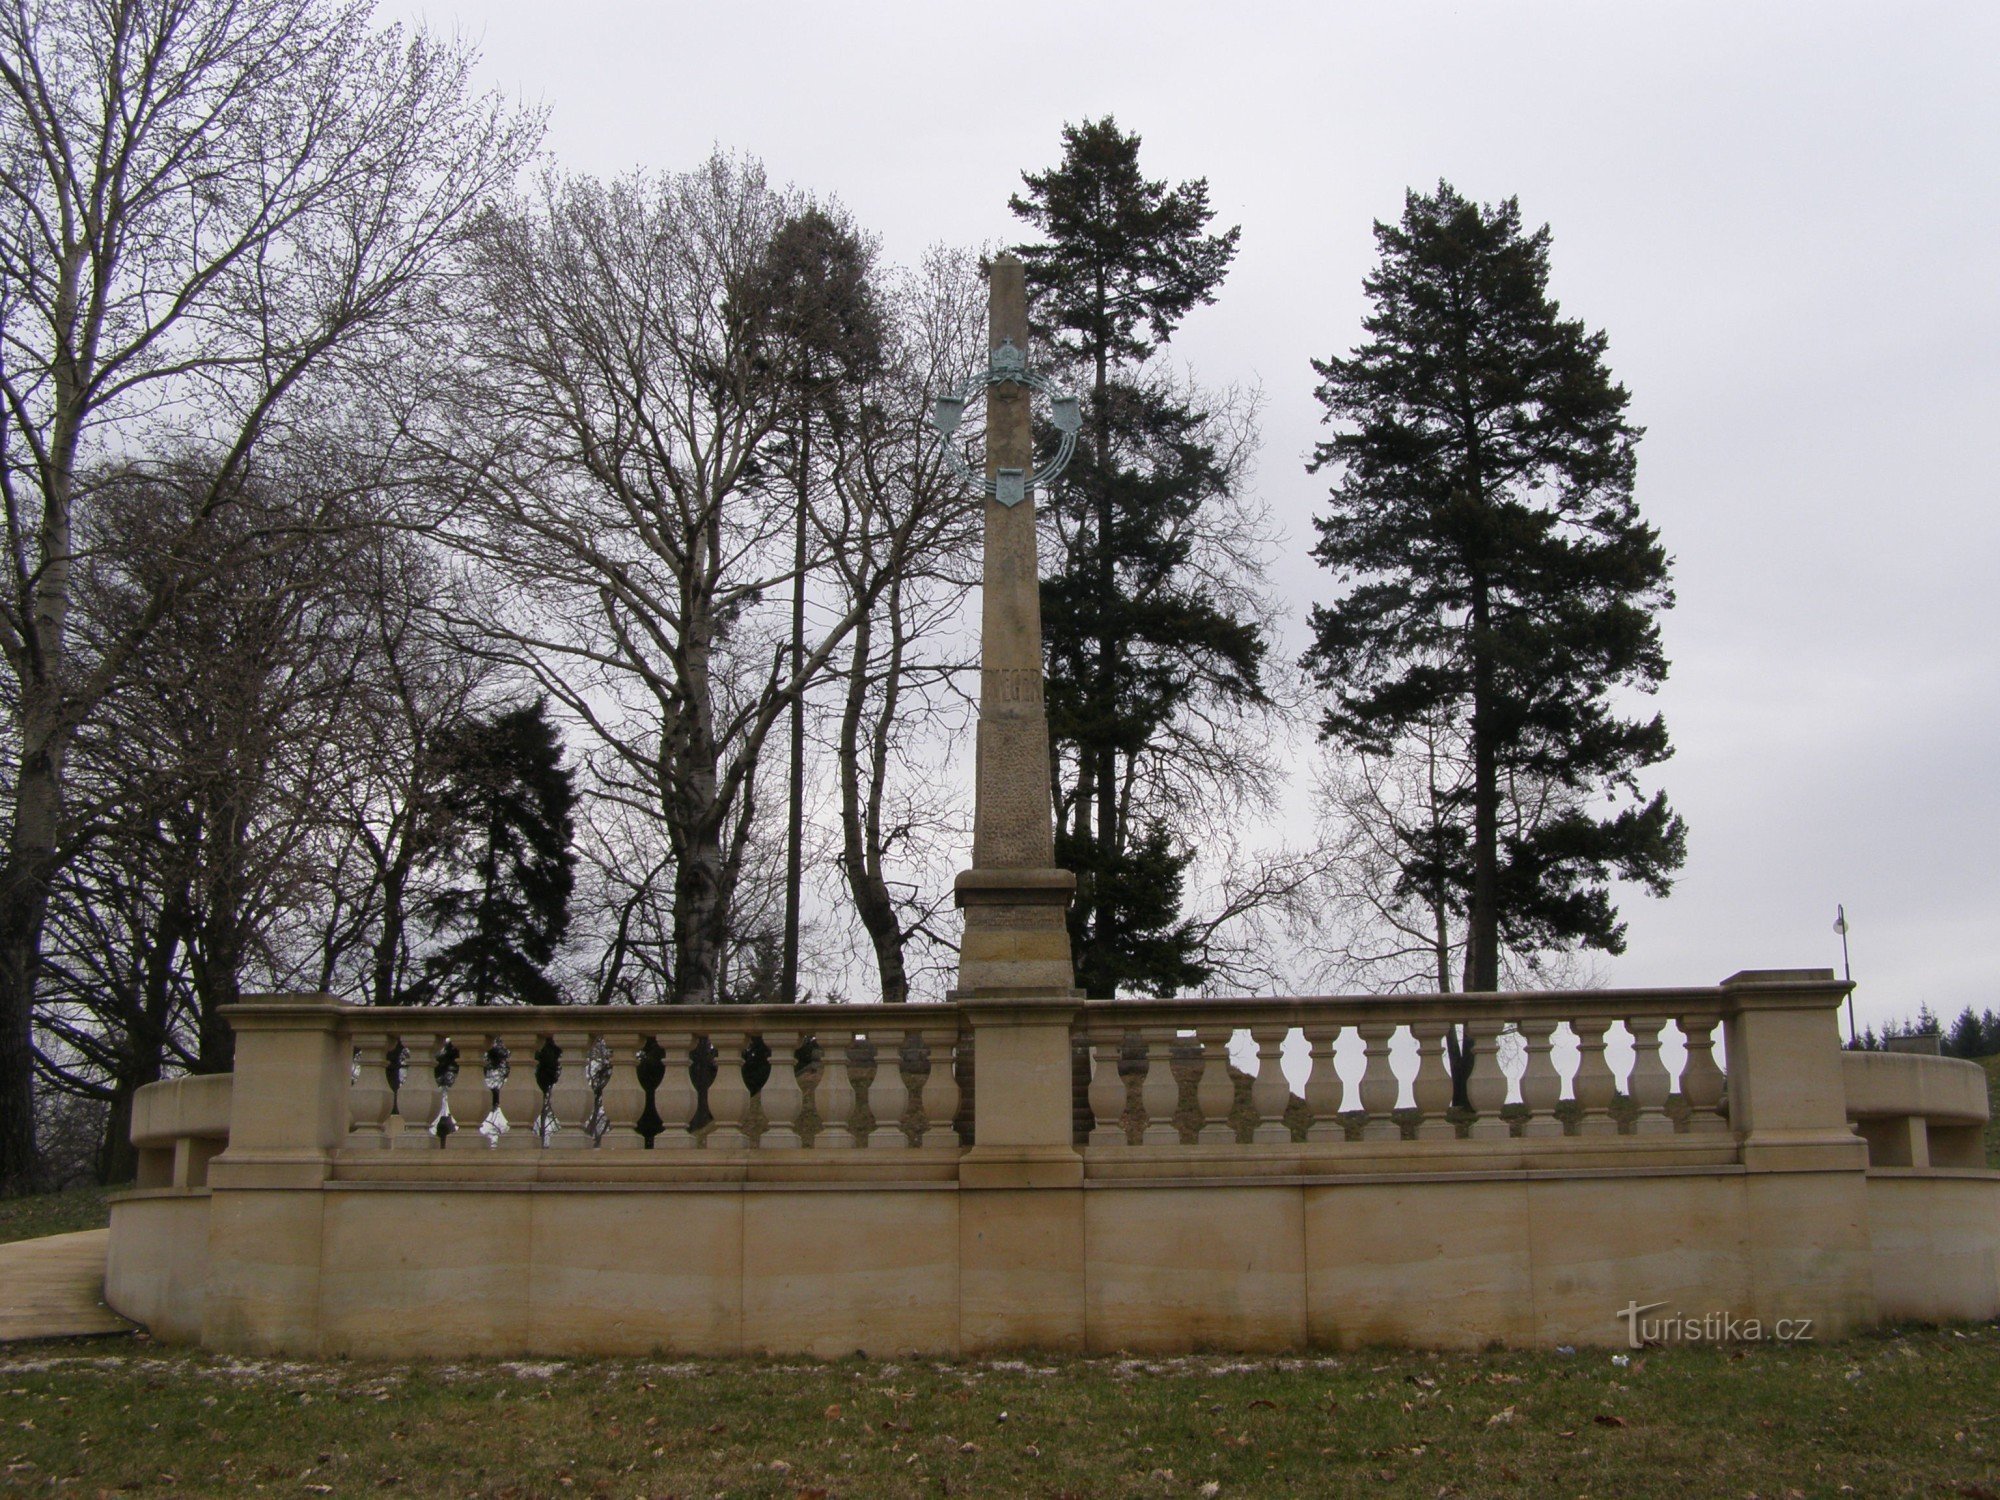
[106,972,2000,1356]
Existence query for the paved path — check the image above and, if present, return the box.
[0,1229,134,1342]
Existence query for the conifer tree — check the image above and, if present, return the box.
[417,700,578,1006]
[1011,117,1265,997]
[1305,183,1686,992]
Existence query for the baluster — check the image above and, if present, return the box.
[1518,1018,1564,1138]
[1139,1027,1182,1144]
[495,1033,542,1148]
[1679,1015,1728,1133]
[1464,1023,1510,1140]
[1573,1016,1620,1136]
[432,1036,467,1146]
[867,1034,914,1148]
[1249,1025,1291,1145]
[842,1034,877,1143]
[649,1028,698,1148]
[758,1029,805,1148]
[392,1035,444,1149]
[815,1029,859,1147]
[703,1033,752,1149]
[381,1036,414,1144]
[1411,1022,1454,1140]
[1193,1025,1236,1144]
[1629,1017,1674,1134]
[1303,1024,1345,1143]
[1087,1028,1129,1146]
[543,1029,593,1149]
[918,1029,961,1148]
[348,1032,393,1147]
[1356,1022,1400,1141]
[450,1035,500,1149]
[598,1033,647,1149]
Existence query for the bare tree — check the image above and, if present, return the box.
[1307,714,1605,998]
[812,248,983,1002]
[37,457,393,1175]
[289,533,503,1008]
[0,0,537,1190]
[446,158,899,1005]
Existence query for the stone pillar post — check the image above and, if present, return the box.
[1720,969,1872,1338]
[202,993,349,1355]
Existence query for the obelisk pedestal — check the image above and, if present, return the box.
[951,253,1079,999]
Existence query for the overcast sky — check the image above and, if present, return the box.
[391,0,1999,1031]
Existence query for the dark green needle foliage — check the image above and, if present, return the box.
[1305,183,1686,992]
[1012,117,1264,997]
[416,699,578,1007]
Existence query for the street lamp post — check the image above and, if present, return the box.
[1834,904,1855,1046]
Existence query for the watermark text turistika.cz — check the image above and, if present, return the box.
[1616,1301,1815,1349]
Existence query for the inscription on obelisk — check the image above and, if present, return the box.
[952,254,1078,996]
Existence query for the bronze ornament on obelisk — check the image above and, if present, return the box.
[950,254,1079,997]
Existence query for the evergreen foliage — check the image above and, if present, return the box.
[1011,117,1265,998]
[1304,183,1685,991]
[416,700,578,1006]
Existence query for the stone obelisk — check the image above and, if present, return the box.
[951,254,1078,997]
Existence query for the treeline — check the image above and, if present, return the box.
[1856,1008,2000,1060]
[1,1,1687,1191]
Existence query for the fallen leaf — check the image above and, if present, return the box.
[1487,1406,1517,1426]
[1248,1398,1276,1410]
[822,1404,842,1422]
[1593,1414,1627,1428]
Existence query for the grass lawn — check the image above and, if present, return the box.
[0,1185,111,1247]
[2,1326,1997,1498]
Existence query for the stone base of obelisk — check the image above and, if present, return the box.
[951,867,1084,1189]
[949,868,1081,996]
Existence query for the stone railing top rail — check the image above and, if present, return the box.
[130,1072,233,1147]
[223,970,1844,1030]
[223,997,964,1028]
[1842,1049,1992,1125]
[1077,972,1844,1028]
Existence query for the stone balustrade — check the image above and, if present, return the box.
[1075,990,1731,1149]
[1842,1048,1992,1169]
[340,1005,965,1156]
[107,967,2000,1357]
[130,1071,232,1191]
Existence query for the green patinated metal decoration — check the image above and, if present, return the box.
[927,337,1081,506]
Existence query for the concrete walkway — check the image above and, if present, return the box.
[0,1229,134,1342]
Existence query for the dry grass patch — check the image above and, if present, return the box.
[2,1326,1998,1497]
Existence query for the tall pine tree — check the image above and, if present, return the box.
[1011,117,1266,998]
[417,699,578,1007]
[1305,183,1686,993]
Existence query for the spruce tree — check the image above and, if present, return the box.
[417,699,578,1006]
[1011,117,1265,998]
[1305,183,1686,992]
